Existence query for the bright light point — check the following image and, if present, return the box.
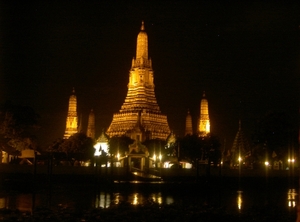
[265,161,269,166]
[153,154,156,161]
[238,157,242,162]
[159,154,162,161]
[93,141,108,156]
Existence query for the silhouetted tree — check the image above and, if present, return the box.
[252,111,296,164]
[178,134,221,166]
[179,134,202,162]
[142,139,167,157]
[108,136,134,156]
[0,101,40,157]
[57,133,94,162]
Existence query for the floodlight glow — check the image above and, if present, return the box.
[265,161,269,166]
[93,142,108,156]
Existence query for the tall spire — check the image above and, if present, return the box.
[198,91,210,137]
[107,22,170,141]
[64,88,78,139]
[87,109,95,140]
[230,120,251,168]
[185,109,193,136]
[136,21,148,61]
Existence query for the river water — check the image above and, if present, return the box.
[0,176,298,219]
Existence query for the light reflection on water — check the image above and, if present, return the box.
[232,188,298,212]
[94,191,171,208]
[288,189,297,208]
[237,190,243,211]
[95,192,111,208]
[0,185,298,213]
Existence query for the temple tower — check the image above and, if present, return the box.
[230,120,251,168]
[185,109,193,136]
[86,109,95,140]
[64,88,78,139]
[198,91,210,137]
[107,21,171,141]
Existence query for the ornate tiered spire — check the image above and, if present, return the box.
[107,22,170,141]
[198,91,210,137]
[136,21,148,60]
[87,109,95,139]
[63,88,78,139]
[230,120,251,167]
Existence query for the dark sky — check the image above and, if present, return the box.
[0,1,299,148]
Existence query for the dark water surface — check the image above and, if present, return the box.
[0,176,298,219]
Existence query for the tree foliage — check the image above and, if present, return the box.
[142,139,167,157]
[251,111,296,161]
[178,134,221,165]
[49,133,94,161]
[0,101,39,153]
[108,136,134,156]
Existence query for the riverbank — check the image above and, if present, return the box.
[0,164,298,180]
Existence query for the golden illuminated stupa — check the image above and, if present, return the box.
[106,21,171,141]
[63,88,78,139]
[198,91,210,137]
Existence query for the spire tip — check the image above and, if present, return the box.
[141,21,145,31]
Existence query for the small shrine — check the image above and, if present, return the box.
[127,140,149,172]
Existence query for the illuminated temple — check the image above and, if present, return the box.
[106,22,171,141]
[64,88,78,139]
[198,92,210,137]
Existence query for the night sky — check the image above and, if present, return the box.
[0,1,299,148]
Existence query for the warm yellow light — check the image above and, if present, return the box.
[288,159,295,163]
[237,192,242,210]
[265,161,269,166]
[238,157,242,162]
[133,193,138,205]
[288,189,297,208]
[205,122,210,133]
[153,154,156,161]
[159,154,162,161]
[117,153,120,160]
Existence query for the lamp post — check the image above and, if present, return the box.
[238,156,242,191]
[288,158,295,177]
[288,158,295,168]
[264,160,269,203]
[159,154,162,167]
[153,154,157,169]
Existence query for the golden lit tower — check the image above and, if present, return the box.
[86,109,95,140]
[64,88,78,139]
[198,91,210,137]
[107,21,171,141]
[185,109,193,136]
